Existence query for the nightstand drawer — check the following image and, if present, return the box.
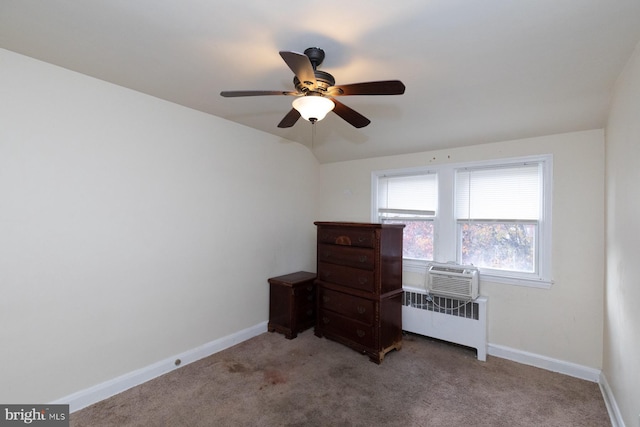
[294,282,315,301]
[319,288,374,325]
[294,302,315,324]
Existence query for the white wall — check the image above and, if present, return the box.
[604,40,640,427]
[318,130,605,369]
[0,49,319,403]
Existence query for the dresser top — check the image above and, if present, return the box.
[314,221,405,229]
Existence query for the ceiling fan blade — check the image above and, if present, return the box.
[279,51,317,89]
[220,90,297,97]
[277,108,301,128]
[327,80,406,96]
[331,99,371,128]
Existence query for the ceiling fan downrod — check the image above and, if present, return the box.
[303,47,325,70]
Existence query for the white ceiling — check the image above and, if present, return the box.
[2,1,640,164]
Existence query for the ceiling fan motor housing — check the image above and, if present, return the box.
[294,70,335,93]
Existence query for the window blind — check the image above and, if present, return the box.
[455,163,541,220]
[378,173,436,217]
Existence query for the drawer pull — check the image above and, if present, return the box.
[307,285,313,291]
[356,329,365,338]
[322,295,330,303]
[335,235,351,245]
[323,317,330,324]
[358,255,368,263]
[358,236,367,243]
[322,271,332,279]
[356,305,366,314]
[323,251,331,258]
[358,277,368,285]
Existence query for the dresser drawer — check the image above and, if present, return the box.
[318,310,375,348]
[318,243,375,270]
[319,288,375,325]
[317,262,375,293]
[317,227,376,248]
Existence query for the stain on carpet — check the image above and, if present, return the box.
[226,362,249,373]
[263,369,287,385]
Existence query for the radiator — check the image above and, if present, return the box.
[402,288,487,361]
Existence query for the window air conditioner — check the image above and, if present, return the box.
[427,263,479,300]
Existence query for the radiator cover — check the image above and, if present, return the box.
[402,289,487,361]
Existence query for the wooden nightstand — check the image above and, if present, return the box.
[268,271,317,339]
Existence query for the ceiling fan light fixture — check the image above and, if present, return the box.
[292,95,334,123]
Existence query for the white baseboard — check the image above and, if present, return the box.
[489,344,624,427]
[487,343,601,382]
[54,327,622,426]
[599,372,625,427]
[52,321,268,413]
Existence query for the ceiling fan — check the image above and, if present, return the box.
[220,47,405,129]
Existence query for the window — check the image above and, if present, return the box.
[372,155,552,287]
[377,173,437,260]
[456,163,541,276]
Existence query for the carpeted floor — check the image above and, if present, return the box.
[71,330,610,426]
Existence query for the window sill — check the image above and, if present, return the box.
[479,273,552,289]
[402,259,553,289]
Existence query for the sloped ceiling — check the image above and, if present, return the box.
[1,0,639,163]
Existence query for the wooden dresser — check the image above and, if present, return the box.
[314,222,404,363]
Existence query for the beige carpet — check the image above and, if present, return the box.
[71,330,610,426]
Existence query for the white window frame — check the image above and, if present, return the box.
[372,155,553,289]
